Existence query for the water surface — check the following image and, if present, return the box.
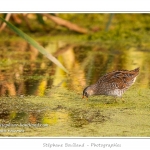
[0,35,150,137]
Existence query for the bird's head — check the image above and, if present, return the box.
[82,86,94,99]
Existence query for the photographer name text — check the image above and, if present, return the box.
[43,142,121,148]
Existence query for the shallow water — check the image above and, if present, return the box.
[0,36,150,137]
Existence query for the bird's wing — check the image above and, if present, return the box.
[97,69,139,89]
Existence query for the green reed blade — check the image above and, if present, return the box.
[0,17,69,73]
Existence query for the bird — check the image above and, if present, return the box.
[82,67,139,100]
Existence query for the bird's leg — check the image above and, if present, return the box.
[121,97,125,103]
[82,96,88,101]
[114,96,118,103]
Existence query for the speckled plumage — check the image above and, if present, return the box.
[82,67,139,98]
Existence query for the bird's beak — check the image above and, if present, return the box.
[82,95,88,100]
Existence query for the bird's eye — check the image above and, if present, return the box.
[85,92,88,97]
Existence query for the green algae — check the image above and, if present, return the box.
[0,87,150,137]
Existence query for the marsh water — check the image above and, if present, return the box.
[0,37,150,137]
[1,13,150,137]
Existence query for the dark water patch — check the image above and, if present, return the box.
[69,109,109,128]
[0,97,47,125]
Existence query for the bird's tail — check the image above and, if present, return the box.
[132,67,140,76]
[133,67,140,72]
